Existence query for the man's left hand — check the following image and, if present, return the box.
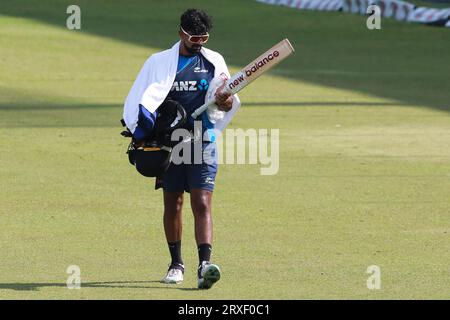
[215,80,233,112]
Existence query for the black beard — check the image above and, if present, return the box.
[184,42,201,54]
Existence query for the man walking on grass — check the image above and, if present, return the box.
[123,8,240,289]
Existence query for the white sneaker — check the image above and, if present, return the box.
[198,261,221,289]
[161,264,184,284]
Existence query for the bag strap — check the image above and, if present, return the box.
[120,119,133,138]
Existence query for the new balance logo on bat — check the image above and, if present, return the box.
[245,50,280,76]
[228,50,280,91]
[228,74,245,91]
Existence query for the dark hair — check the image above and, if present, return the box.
[180,9,212,35]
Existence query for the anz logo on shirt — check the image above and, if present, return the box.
[171,79,209,92]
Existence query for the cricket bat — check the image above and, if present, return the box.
[191,38,295,119]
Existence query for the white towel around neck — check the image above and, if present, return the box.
[123,41,241,134]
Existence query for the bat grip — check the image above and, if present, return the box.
[191,84,232,119]
[191,100,214,119]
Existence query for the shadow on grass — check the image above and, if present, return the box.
[0,100,417,128]
[0,0,449,113]
[3,96,412,129]
[0,101,409,111]
[0,103,121,111]
[0,281,199,291]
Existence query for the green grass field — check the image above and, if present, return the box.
[1,0,450,299]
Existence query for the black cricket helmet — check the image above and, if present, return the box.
[154,98,187,136]
[128,98,187,177]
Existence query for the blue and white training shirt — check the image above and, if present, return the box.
[134,53,216,141]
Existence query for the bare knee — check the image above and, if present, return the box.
[191,190,212,217]
[164,191,184,216]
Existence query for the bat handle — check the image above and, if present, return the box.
[191,100,214,119]
[191,86,232,119]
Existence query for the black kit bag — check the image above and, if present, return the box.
[121,98,187,178]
